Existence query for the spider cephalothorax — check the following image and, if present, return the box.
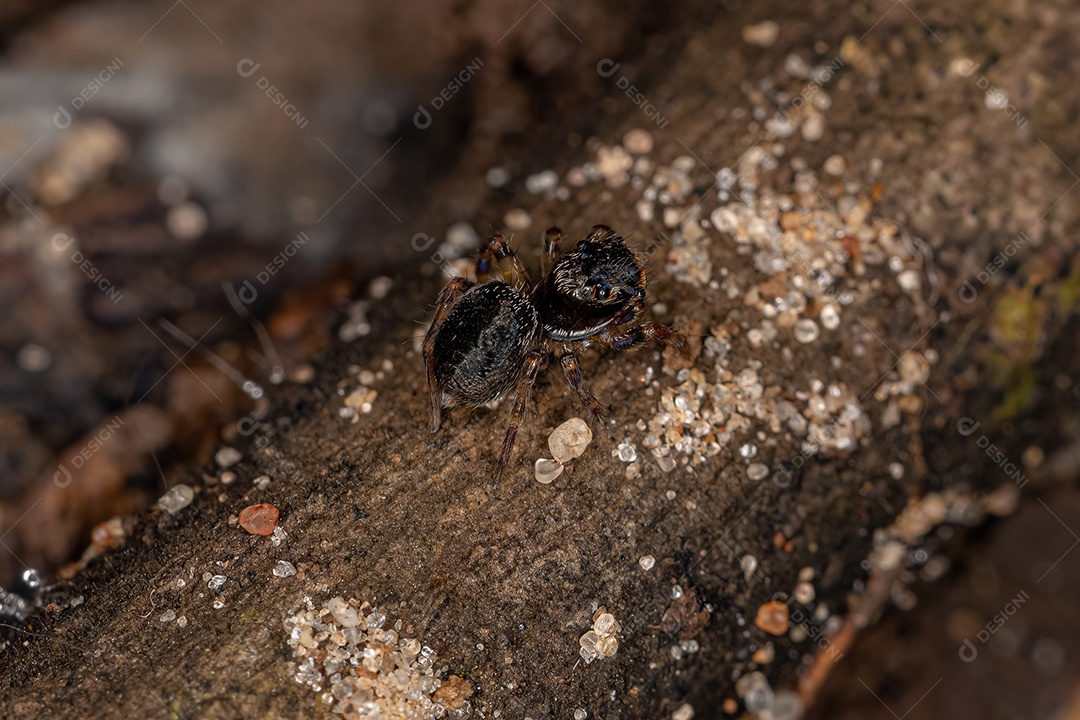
[423,226,687,481]
[532,225,647,342]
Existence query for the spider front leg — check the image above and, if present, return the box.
[494,350,546,482]
[423,277,474,432]
[596,322,689,354]
[477,232,529,290]
[541,227,562,277]
[558,345,604,418]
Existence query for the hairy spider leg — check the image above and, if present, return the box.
[476,232,530,290]
[422,277,475,432]
[541,227,563,277]
[612,301,646,327]
[494,349,547,482]
[557,344,604,418]
[595,322,689,354]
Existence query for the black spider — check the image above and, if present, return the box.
[423,225,687,481]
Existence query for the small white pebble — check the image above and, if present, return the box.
[985,88,1008,110]
[747,463,769,481]
[787,55,812,80]
[504,208,531,230]
[368,276,393,299]
[273,560,297,578]
[711,205,739,233]
[663,207,682,228]
[898,269,921,291]
[769,690,804,720]
[327,597,359,627]
[215,447,242,468]
[593,613,618,636]
[639,555,656,570]
[444,223,478,257]
[566,167,588,186]
[623,128,654,154]
[823,154,847,176]
[680,639,700,654]
[166,202,208,241]
[793,319,820,343]
[595,634,619,657]
[526,170,559,194]
[742,20,779,47]
[157,484,194,515]
[16,344,51,372]
[802,114,825,142]
[672,702,695,720]
[820,305,840,330]
[548,418,593,464]
[596,146,632,180]
[485,166,510,188]
[534,458,564,484]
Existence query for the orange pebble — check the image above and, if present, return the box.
[755,600,790,636]
[238,503,280,536]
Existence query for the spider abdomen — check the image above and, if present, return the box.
[429,282,539,406]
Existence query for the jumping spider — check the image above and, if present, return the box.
[423,224,687,481]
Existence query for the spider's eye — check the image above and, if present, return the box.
[594,283,612,300]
